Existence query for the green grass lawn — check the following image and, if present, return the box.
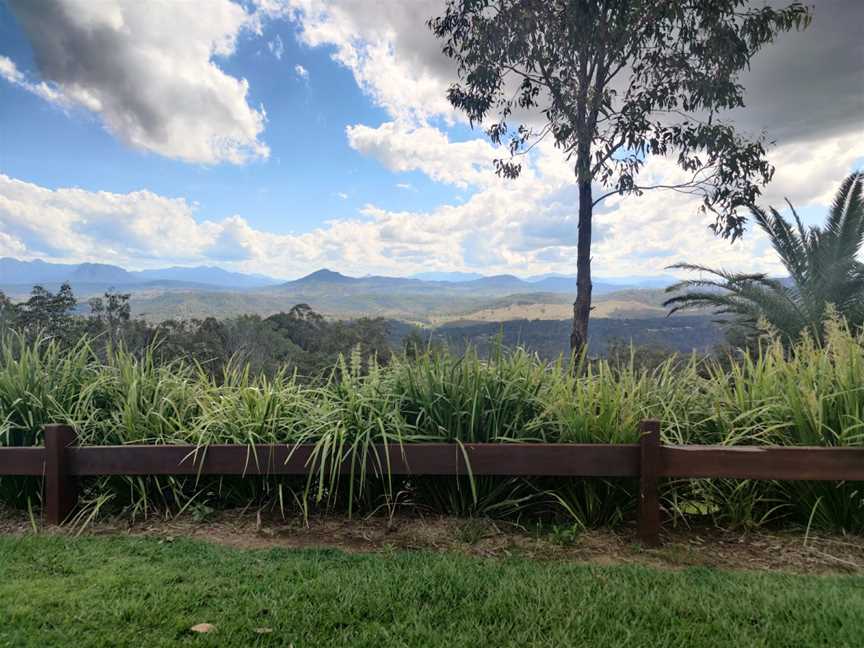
[0,536,861,647]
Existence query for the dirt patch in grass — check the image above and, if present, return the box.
[1,505,861,574]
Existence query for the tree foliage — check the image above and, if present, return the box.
[16,283,77,336]
[430,0,810,229]
[665,171,864,344]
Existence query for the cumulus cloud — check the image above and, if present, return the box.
[0,142,790,282]
[293,0,861,278]
[294,64,309,79]
[760,133,864,207]
[4,0,269,164]
[0,229,28,258]
[1,138,852,282]
[2,118,854,280]
[347,122,500,189]
[283,0,458,123]
[0,173,308,274]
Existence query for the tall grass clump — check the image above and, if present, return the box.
[0,321,862,533]
[698,316,864,532]
[0,332,97,508]
[0,332,97,446]
[389,346,557,519]
[290,350,411,515]
[651,315,863,533]
[75,346,203,446]
[392,346,556,442]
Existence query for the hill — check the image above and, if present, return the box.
[432,316,722,359]
[126,286,675,324]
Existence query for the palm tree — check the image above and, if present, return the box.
[664,171,864,344]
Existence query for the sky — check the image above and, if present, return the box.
[0,0,862,280]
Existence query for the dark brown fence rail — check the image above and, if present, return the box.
[2,420,863,545]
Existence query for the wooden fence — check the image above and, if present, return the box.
[1,420,863,545]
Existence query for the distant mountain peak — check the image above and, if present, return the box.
[294,268,353,283]
[70,262,133,283]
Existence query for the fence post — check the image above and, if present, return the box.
[638,419,661,546]
[44,424,77,525]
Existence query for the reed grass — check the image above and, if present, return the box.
[1,320,862,533]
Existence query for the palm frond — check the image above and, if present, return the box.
[667,171,864,345]
[826,171,864,239]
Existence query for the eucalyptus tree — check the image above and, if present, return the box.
[17,283,77,338]
[665,171,864,344]
[429,0,811,354]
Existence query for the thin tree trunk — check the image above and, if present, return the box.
[570,178,593,357]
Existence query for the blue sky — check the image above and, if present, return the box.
[0,1,861,279]
[0,4,461,236]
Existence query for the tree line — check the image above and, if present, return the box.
[0,288,392,382]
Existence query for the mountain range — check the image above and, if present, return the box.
[272,268,676,295]
[1,258,677,297]
[0,258,686,323]
[0,258,280,293]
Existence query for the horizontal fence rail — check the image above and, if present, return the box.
[1,420,863,545]
[2,445,641,477]
[69,444,644,477]
[0,447,45,476]
[659,445,864,481]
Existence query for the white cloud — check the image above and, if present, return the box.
[0,56,23,84]
[283,0,457,123]
[0,229,28,258]
[760,133,864,207]
[294,64,309,80]
[347,122,500,189]
[304,0,862,279]
[278,0,862,278]
[268,34,285,60]
[0,55,69,106]
[4,0,269,165]
[335,192,348,200]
